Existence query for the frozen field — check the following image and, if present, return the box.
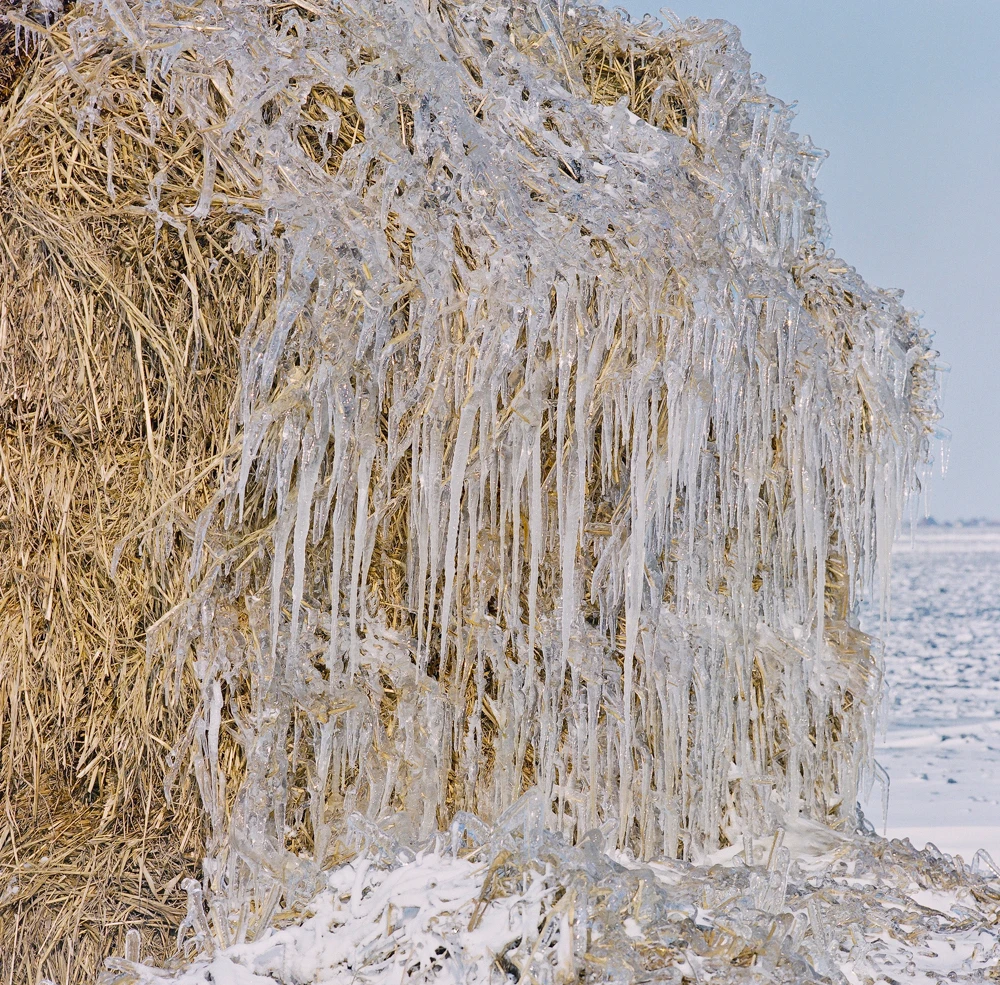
[859,526,1000,861]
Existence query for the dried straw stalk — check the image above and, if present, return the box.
[0,10,273,977]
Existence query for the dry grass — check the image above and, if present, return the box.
[0,11,271,980]
[564,8,699,139]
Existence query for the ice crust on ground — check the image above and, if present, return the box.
[866,529,1000,729]
[108,803,1000,984]
[8,0,962,975]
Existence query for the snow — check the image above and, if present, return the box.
[859,527,1000,862]
[109,821,1000,984]
[154,853,549,985]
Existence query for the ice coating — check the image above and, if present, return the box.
[34,0,936,940]
[105,811,1000,985]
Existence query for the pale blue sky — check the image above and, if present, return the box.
[612,0,1000,521]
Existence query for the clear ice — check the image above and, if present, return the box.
[45,0,942,963]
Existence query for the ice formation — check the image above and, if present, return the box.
[115,0,933,909]
[106,811,1000,984]
[6,0,944,970]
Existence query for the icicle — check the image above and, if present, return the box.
[105,0,939,938]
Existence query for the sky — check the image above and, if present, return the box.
[611,0,1000,522]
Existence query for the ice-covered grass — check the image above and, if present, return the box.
[122,0,937,913]
[0,0,952,978]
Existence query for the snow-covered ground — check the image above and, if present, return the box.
[113,813,1000,985]
[860,527,1000,862]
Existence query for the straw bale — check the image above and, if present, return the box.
[0,8,272,978]
[0,0,938,979]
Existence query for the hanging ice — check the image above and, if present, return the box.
[46,0,937,940]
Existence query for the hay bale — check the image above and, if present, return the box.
[0,4,273,975]
[0,0,937,978]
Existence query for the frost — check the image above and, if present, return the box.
[52,0,942,967]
